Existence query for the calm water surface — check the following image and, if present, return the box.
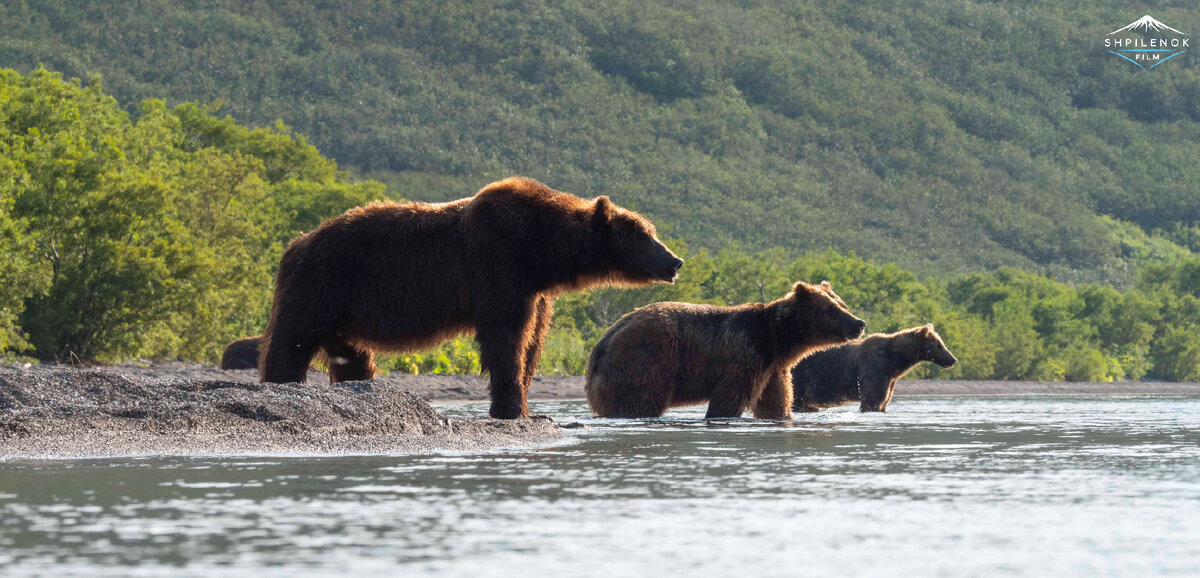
[1,396,1198,577]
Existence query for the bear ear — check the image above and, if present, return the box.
[791,281,817,299]
[593,196,615,225]
[820,280,831,289]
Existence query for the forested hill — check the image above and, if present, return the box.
[3,1,1199,284]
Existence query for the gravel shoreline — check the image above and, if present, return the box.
[30,362,1190,400]
[8,362,1199,401]
[3,363,1196,459]
[0,365,560,459]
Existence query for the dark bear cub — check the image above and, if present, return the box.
[259,177,682,419]
[220,336,262,370]
[585,281,865,419]
[792,324,957,413]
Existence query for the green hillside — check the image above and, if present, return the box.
[3,0,1198,285]
[2,68,1198,380]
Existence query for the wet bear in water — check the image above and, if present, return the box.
[585,281,865,419]
[258,177,683,419]
[791,324,957,412]
[220,336,261,370]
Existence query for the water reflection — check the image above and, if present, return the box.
[1,396,1198,576]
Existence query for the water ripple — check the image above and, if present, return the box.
[1,395,1197,576]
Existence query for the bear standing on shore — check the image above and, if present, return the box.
[792,324,957,413]
[259,177,683,419]
[585,281,865,419]
[220,336,262,370]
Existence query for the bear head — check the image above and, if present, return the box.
[873,324,957,370]
[591,196,684,285]
[790,280,866,346]
[913,324,957,368]
[858,324,956,412]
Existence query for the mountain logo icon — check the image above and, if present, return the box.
[1110,15,1186,36]
[1105,15,1189,70]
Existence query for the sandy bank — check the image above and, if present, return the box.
[67,362,1197,400]
[487,376,1200,400]
[897,379,1200,396]
[2,363,1194,459]
[0,366,560,459]
[7,362,1197,404]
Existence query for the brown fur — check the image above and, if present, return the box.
[258,177,683,419]
[792,324,957,412]
[585,282,866,419]
[220,336,262,370]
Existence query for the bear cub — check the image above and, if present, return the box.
[585,281,865,419]
[791,324,957,413]
[220,336,262,370]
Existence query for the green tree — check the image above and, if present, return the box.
[0,68,383,361]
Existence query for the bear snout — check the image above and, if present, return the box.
[666,256,685,281]
[649,250,685,283]
[841,317,866,339]
[937,354,958,368]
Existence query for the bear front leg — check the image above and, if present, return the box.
[259,329,320,384]
[859,377,894,412]
[876,378,900,412]
[751,370,794,420]
[476,297,537,419]
[520,296,553,397]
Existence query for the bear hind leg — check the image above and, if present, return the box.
[323,338,377,383]
[613,385,670,418]
[705,375,760,419]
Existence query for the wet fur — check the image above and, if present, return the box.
[792,324,957,412]
[585,282,864,419]
[258,177,681,419]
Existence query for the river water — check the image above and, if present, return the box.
[1,395,1198,577]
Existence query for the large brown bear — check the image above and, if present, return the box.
[220,335,261,370]
[259,177,683,419]
[791,324,957,413]
[585,281,865,419]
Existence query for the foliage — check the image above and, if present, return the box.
[0,68,383,361]
[523,251,1200,381]
[2,1,1199,285]
[1,67,1197,381]
[380,337,483,376]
